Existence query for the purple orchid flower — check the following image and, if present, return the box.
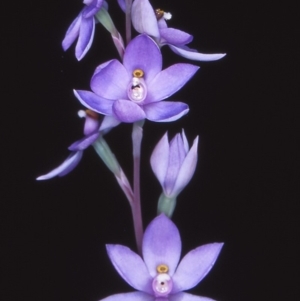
[103,214,223,301]
[150,130,198,216]
[131,0,226,62]
[62,0,107,61]
[74,34,199,123]
[36,111,118,180]
[151,130,198,199]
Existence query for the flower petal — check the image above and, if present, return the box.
[82,0,103,18]
[106,244,153,294]
[131,0,160,38]
[146,64,199,103]
[164,134,186,196]
[62,13,81,51]
[82,113,100,136]
[171,136,198,197]
[68,132,99,151]
[142,214,181,277]
[181,130,189,154]
[169,45,226,62]
[169,292,216,301]
[117,0,126,12]
[150,132,170,189]
[159,28,193,46]
[75,16,95,60]
[123,35,162,83]
[157,18,167,29]
[74,90,113,115]
[113,99,146,123]
[144,101,189,122]
[172,243,224,293]
[91,60,129,99]
[100,292,154,301]
[36,151,83,180]
[84,0,94,5]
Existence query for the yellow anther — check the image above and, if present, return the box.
[133,69,144,78]
[155,8,164,20]
[156,264,169,274]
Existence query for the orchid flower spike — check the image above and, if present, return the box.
[131,0,226,62]
[103,214,223,301]
[36,112,119,180]
[62,0,108,60]
[74,34,199,123]
[150,130,198,217]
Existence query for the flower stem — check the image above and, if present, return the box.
[131,120,144,255]
[125,0,132,45]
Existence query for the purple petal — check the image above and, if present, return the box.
[150,132,170,189]
[36,151,83,180]
[146,64,199,103]
[171,136,198,196]
[113,99,146,123]
[169,45,226,61]
[75,17,95,60]
[123,35,162,83]
[157,18,167,29]
[131,0,160,38]
[106,244,153,294]
[172,243,224,293]
[62,13,81,51]
[142,214,181,277]
[82,113,100,136]
[68,132,99,151]
[181,130,189,154]
[100,292,154,301]
[117,0,126,12]
[170,292,216,301]
[74,90,113,115]
[82,0,103,18]
[144,101,189,122]
[159,28,193,45]
[91,59,129,99]
[164,134,186,196]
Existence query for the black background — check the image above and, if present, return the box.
[2,1,298,301]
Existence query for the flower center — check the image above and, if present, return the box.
[152,273,173,297]
[127,69,147,103]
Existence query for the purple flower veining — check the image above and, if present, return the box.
[102,214,223,301]
[62,0,107,60]
[131,0,226,62]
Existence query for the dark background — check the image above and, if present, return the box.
[2,1,298,301]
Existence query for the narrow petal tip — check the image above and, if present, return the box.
[36,151,83,180]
